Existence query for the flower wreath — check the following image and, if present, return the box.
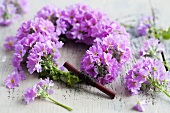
[4,4,131,89]
[4,3,170,112]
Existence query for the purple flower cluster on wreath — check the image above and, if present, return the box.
[81,34,131,85]
[140,38,165,57]
[0,0,29,26]
[137,16,154,36]
[24,78,54,104]
[36,4,129,45]
[5,17,63,89]
[125,57,170,95]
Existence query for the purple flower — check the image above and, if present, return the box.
[24,78,54,104]
[5,71,20,89]
[137,16,154,36]
[81,34,130,85]
[55,19,67,36]
[12,53,22,69]
[36,5,62,24]
[125,57,167,95]
[4,36,17,50]
[16,18,55,41]
[16,0,29,14]
[3,0,29,14]
[27,38,63,74]
[140,38,165,57]
[0,4,19,26]
[24,85,37,104]
[133,100,147,112]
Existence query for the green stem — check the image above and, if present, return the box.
[48,96,73,111]
[120,23,134,28]
[163,62,170,70]
[154,83,170,98]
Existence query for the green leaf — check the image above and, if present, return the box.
[162,27,170,40]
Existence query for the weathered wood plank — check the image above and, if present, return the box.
[0,0,170,113]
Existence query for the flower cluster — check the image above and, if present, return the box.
[137,16,154,36]
[0,0,29,26]
[140,38,165,57]
[125,57,170,97]
[24,78,72,111]
[81,34,131,85]
[5,17,79,89]
[36,4,129,45]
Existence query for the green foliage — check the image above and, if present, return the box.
[162,27,170,40]
[40,55,80,87]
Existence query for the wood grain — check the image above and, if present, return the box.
[0,0,170,113]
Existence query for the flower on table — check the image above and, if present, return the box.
[24,78,72,111]
[24,78,54,104]
[140,38,165,57]
[133,100,147,112]
[0,3,19,26]
[5,71,20,89]
[137,16,154,36]
[125,57,170,98]
[3,0,29,14]
[0,0,29,26]
[4,36,17,50]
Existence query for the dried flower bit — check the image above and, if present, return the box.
[24,78,72,111]
[133,100,147,112]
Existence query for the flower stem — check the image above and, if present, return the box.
[48,96,73,111]
[154,83,170,98]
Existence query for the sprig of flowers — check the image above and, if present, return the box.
[136,16,170,72]
[137,16,170,39]
[0,0,29,26]
[24,78,72,111]
[140,38,165,58]
[125,57,170,98]
[81,34,131,85]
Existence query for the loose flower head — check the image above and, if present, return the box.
[24,78,54,104]
[140,38,165,57]
[137,16,154,36]
[0,3,19,26]
[24,78,72,111]
[0,0,29,26]
[126,57,170,97]
[5,71,20,89]
[4,36,17,50]
[3,0,29,14]
[133,100,147,112]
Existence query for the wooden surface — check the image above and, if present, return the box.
[0,0,170,113]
